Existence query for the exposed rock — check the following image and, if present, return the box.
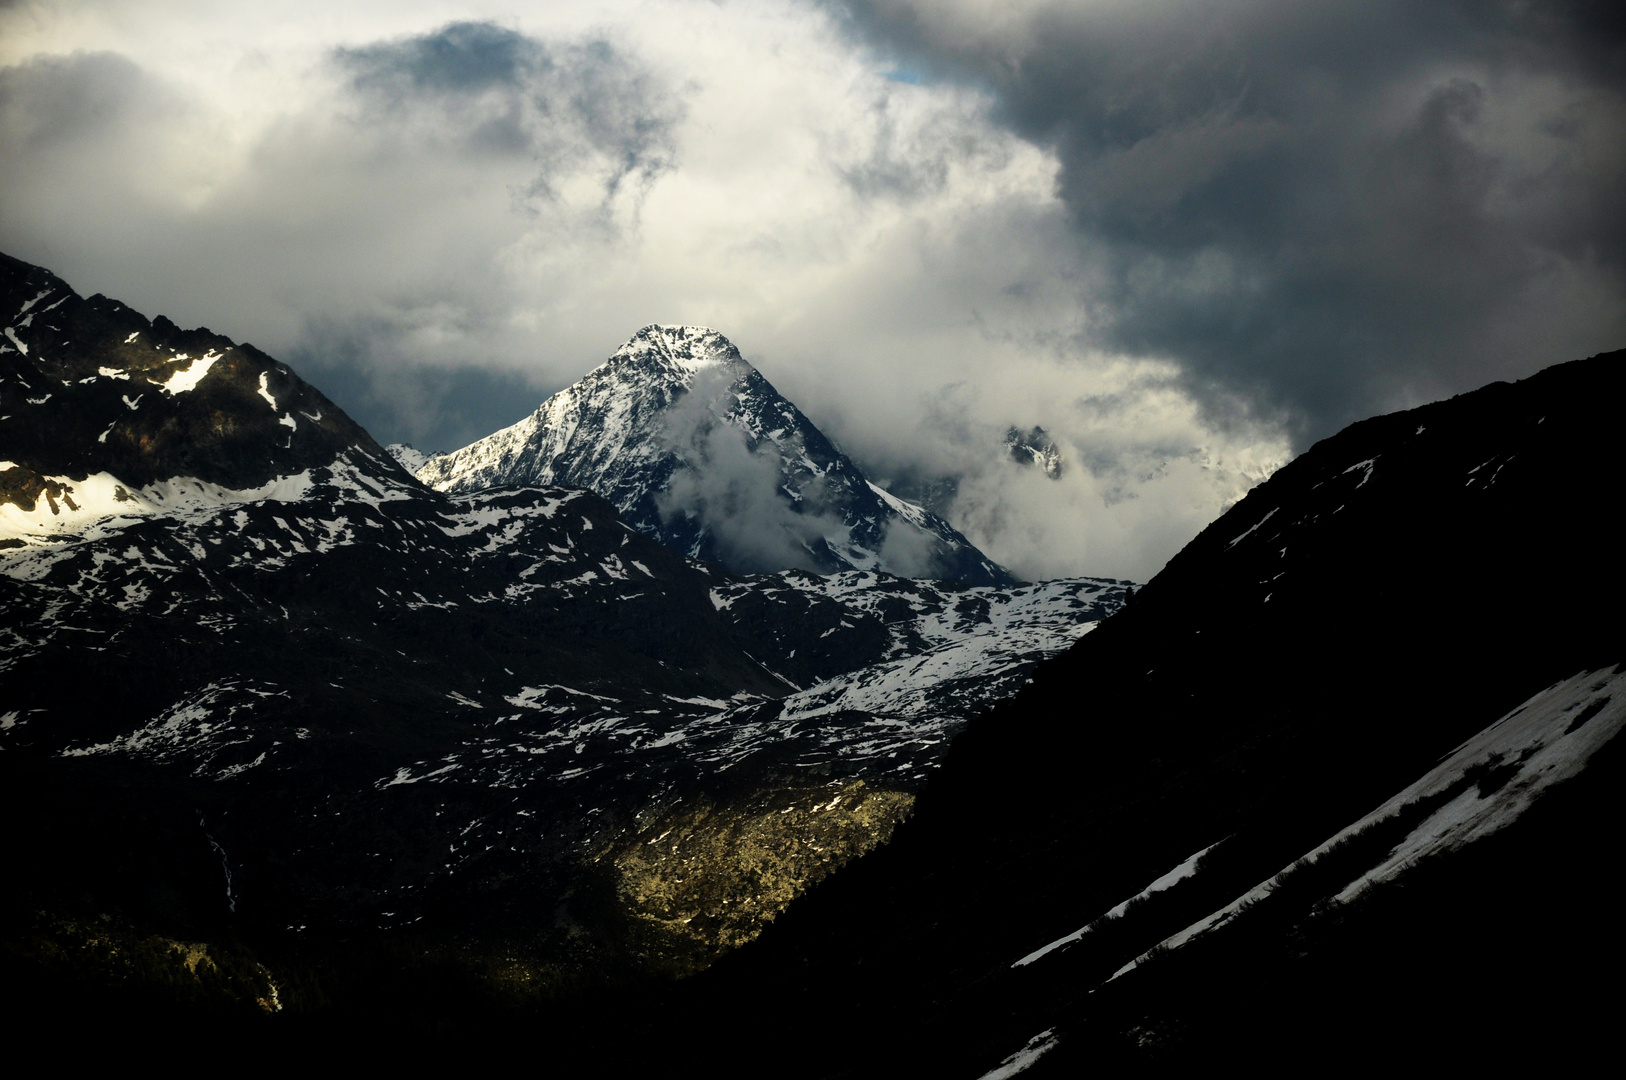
[1005,425,1063,479]
[609,780,914,965]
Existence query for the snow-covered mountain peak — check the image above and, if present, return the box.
[385,443,438,475]
[419,327,1015,584]
[606,324,745,380]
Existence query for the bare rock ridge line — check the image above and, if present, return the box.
[411,324,1015,584]
[0,252,407,519]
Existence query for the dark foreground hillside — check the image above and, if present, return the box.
[603,349,1626,1075]
[5,241,1620,1067]
[61,349,1610,1072]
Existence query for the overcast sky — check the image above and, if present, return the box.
[3,1,1621,580]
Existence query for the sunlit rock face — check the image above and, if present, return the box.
[417,325,1015,584]
[606,780,916,969]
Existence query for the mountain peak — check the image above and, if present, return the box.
[0,251,410,542]
[419,326,1015,584]
[607,324,746,379]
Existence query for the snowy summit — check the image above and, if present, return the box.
[417,326,1013,583]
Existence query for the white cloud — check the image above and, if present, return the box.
[0,0,1293,580]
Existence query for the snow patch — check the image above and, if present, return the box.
[1013,840,1221,968]
[978,1029,1060,1080]
[156,351,221,395]
[0,469,323,555]
[1342,457,1377,488]
[1106,667,1626,985]
[18,288,52,317]
[1227,507,1277,549]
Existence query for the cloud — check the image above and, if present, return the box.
[335,21,681,210]
[853,353,1287,581]
[0,51,150,149]
[283,313,552,456]
[655,365,854,575]
[0,2,1322,580]
[658,421,839,575]
[837,0,1626,445]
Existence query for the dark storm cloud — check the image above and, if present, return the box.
[256,21,690,452]
[334,21,682,204]
[838,0,1626,446]
[341,19,537,95]
[286,315,552,455]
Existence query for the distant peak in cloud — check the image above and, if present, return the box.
[1005,425,1063,479]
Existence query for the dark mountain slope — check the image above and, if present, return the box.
[603,349,1626,1075]
[1,252,1127,1026]
[0,252,393,498]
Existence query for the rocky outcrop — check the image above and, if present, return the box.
[608,780,915,967]
[0,252,402,504]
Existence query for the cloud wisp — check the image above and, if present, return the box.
[655,363,855,576]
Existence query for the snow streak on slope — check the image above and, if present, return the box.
[1107,665,1626,983]
[977,1028,1060,1079]
[416,326,1013,584]
[0,451,419,553]
[1012,840,1223,969]
[371,573,1126,793]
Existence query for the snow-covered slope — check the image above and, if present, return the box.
[1,251,416,552]
[417,325,1013,584]
[2,253,1130,979]
[374,572,1126,796]
[1102,664,1626,985]
[385,442,437,475]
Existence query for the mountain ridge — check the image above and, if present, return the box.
[0,252,1128,1008]
[0,252,407,505]
[416,324,1015,584]
[6,249,1619,1067]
